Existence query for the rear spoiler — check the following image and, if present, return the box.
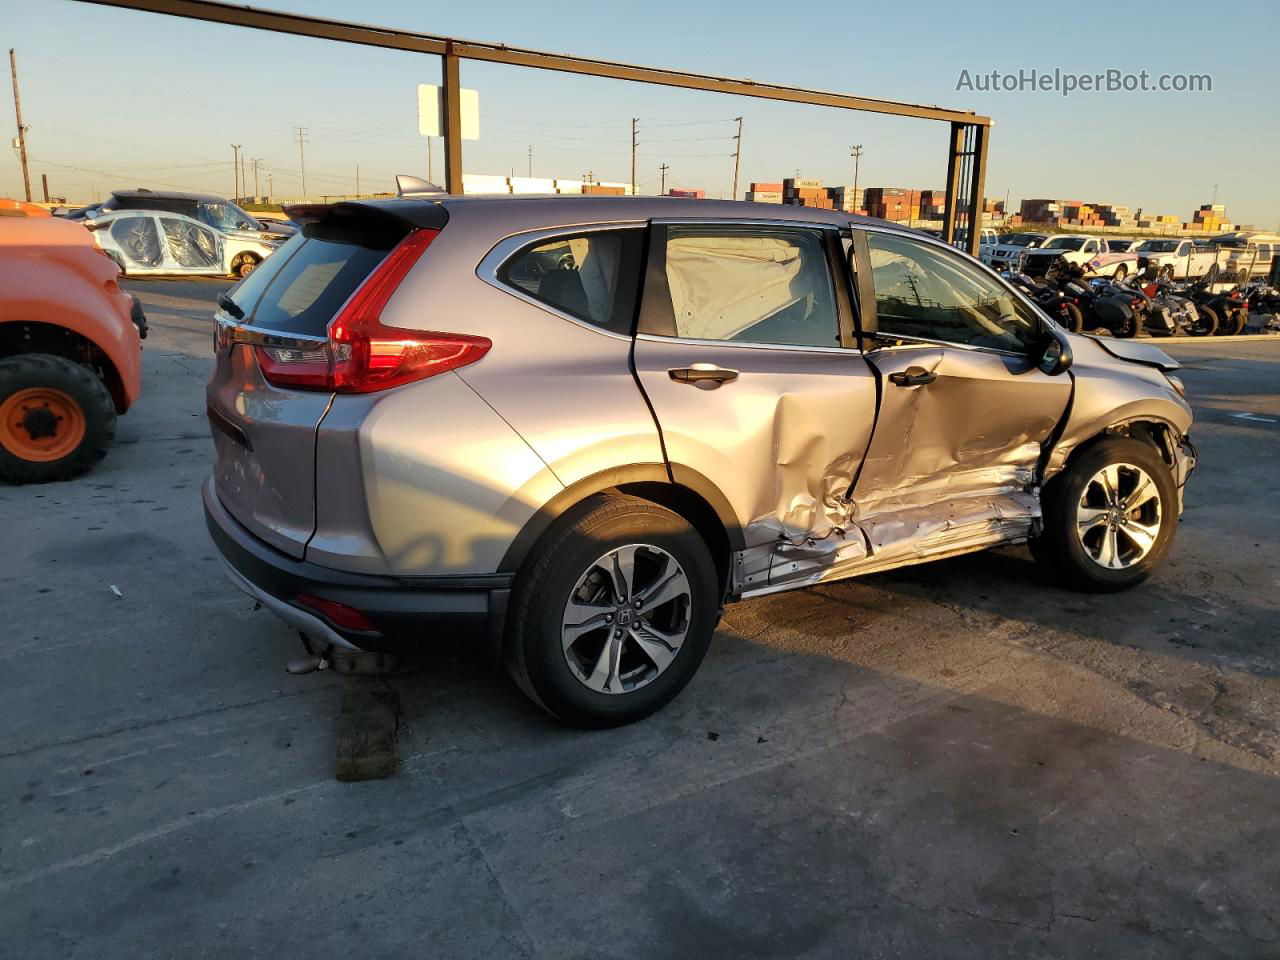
[282,199,449,232]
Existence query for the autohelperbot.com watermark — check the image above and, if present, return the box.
[956,68,1212,96]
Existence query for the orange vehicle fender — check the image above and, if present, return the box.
[0,217,141,411]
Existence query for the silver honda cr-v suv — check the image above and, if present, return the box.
[204,195,1195,727]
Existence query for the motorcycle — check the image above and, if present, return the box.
[1073,275,1145,338]
[1005,269,1086,333]
[1236,282,1280,334]
[1136,275,1217,337]
[1171,278,1249,336]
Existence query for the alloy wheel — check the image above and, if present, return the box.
[1076,463,1163,569]
[561,543,692,695]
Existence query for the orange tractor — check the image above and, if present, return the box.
[0,201,144,483]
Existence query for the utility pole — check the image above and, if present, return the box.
[355,163,360,196]
[250,158,261,199]
[239,152,246,201]
[631,117,638,196]
[730,116,743,201]
[41,172,49,203]
[294,126,309,197]
[230,144,241,200]
[9,49,30,201]
[527,144,532,178]
[266,171,274,200]
[850,144,863,208]
[659,163,669,195]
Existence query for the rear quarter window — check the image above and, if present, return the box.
[497,228,643,335]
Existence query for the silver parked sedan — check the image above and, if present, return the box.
[204,195,1195,727]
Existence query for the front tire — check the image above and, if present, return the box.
[0,354,117,484]
[506,494,719,727]
[233,254,259,279]
[1033,437,1178,592]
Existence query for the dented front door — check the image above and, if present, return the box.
[632,221,877,592]
[849,228,1072,567]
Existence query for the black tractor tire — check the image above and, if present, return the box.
[0,354,117,484]
[506,494,719,728]
[1033,437,1179,592]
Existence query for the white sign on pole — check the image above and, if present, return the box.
[417,84,479,140]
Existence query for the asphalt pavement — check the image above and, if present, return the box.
[1,278,1277,959]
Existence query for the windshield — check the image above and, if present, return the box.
[1137,240,1180,252]
[1044,237,1086,251]
[1004,234,1044,247]
[199,201,261,232]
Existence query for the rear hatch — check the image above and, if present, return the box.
[206,201,447,557]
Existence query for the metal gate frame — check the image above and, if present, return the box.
[79,0,993,254]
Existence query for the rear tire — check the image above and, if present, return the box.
[1188,304,1218,337]
[0,354,117,484]
[1215,308,1244,336]
[1033,437,1178,592]
[1113,264,1129,280]
[1060,301,1084,333]
[506,494,719,727]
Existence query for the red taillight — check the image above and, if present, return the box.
[255,228,491,393]
[295,593,379,633]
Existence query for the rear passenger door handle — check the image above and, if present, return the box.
[888,367,937,387]
[668,364,739,386]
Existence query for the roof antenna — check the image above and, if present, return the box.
[396,174,446,197]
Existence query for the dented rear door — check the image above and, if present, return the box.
[632,221,877,592]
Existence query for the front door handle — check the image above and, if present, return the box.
[668,364,740,386]
[888,367,937,387]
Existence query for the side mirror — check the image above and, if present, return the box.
[1038,327,1073,376]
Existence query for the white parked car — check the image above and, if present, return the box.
[1019,235,1138,280]
[86,209,285,278]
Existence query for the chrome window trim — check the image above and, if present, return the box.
[215,317,329,350]
[477,221,647,343]
[635,333,859,356]
[855,222,1056,359]
[644,218,855,352]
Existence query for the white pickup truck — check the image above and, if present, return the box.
[1018,235,1139,280]
[1133,238,1222,280]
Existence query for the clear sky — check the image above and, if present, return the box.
[2,0,1277,227]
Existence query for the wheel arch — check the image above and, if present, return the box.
[0,321,129,413]
[1046,415,1185,487]
[498,462,742,596]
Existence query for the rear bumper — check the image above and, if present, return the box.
[203,476,511,655]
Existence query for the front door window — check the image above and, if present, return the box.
[865,232,1042,352]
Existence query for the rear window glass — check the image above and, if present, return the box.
[234,231,399,336]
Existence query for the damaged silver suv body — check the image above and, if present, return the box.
[204,195,1196,727]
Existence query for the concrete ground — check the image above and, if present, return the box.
[2,278,1278,959]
